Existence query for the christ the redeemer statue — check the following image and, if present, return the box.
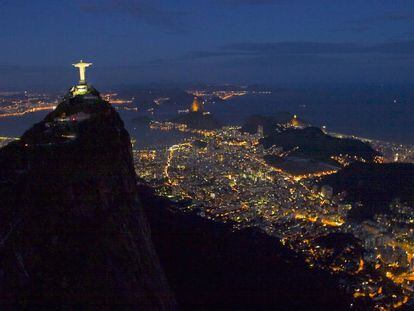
[73,60,92,84]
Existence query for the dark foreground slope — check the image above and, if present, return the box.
[0,92,175,309]
[137,184,357,311]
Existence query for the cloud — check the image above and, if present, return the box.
[360,12,414,24]
[370,41,414,54]
[332,26,370,33]
[221,41,414,56]
[337,12,414,33]
[0,65,21,74]
[153,40,414,67]
[148,50,250,65]
[219,0,291,7]
[222,0,284,5]
[221,53,346,67]
[222,42,367,54]
[79,0,187,33]
[185,50,250,59]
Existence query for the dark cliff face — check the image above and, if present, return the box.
[0,91,175,309]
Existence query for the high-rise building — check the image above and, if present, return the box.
[257,125,264,137]
[320,185,334,199]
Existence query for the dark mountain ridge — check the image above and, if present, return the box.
[322,162,414,221]
[241,113,308,135]
[261,127,379,165]
[121,88,195,114]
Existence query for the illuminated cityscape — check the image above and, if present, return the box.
[134,119,414,310]
[0,92,57,118]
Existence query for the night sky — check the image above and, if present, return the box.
[1,0,414,89]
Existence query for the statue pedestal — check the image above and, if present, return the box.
[72,83,89,96]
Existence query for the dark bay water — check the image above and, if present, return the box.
[209,89,414,145]
[0,112,47,137]
[0,110,192,149]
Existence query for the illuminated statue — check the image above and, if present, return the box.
[73,60,93,84]
[71,60,93,96]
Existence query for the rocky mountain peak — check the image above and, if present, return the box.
[0,88,176,309]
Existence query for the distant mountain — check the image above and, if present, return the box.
[120,88,195,114]
[261,127,379,166]
[0,88,175,309]
[322,162,414,221]
[171,111,221,130]
[137,184,360,310]
[264,154,339,175]
[241,113,308,135]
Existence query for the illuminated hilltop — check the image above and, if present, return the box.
[171,96,221,130]
[190,96,204,112]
